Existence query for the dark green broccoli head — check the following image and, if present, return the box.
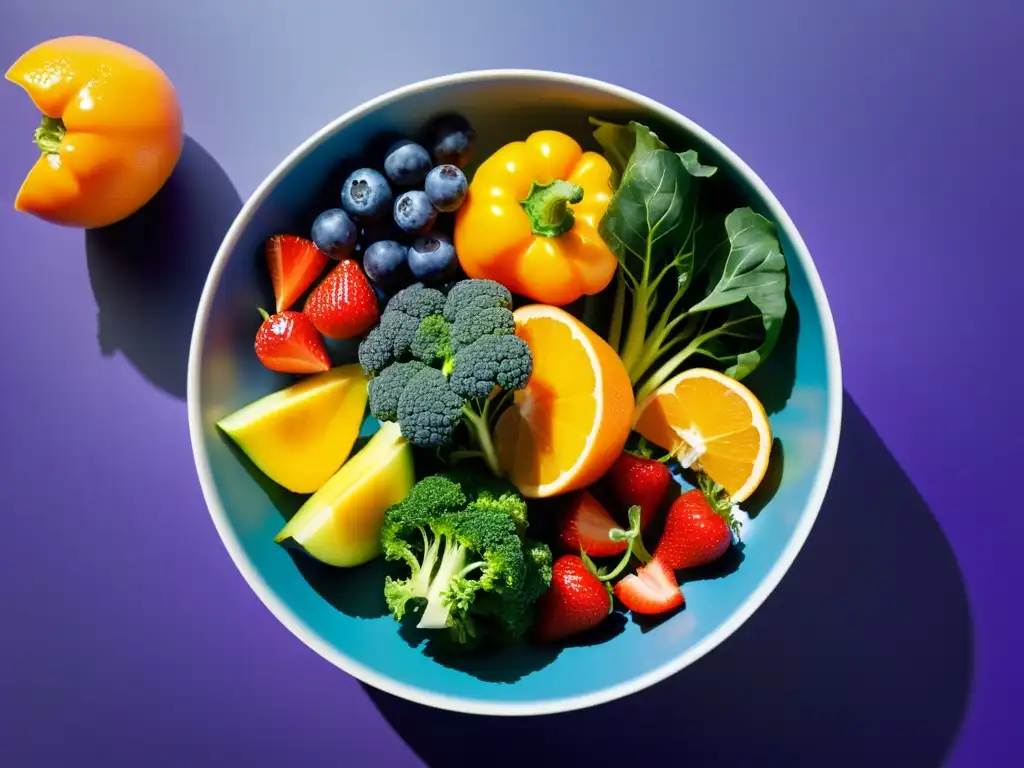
[449,307,516,352]
[411,314,452,365]
[367,361,427,422]
[396,367,465,447]
[390,284,447,319]
[443,279,512,322]
[449,334,533,400]
[358,310,419,375]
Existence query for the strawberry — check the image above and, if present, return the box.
[254,309,330,374]
[303,259,380,339]
[654,478,739,571]
[607,451,672,531]
[533,554,613,644]
[613,559,685,615]
[266,235,329,313]
[557,490,629,557]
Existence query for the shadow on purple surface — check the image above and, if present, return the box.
[85,136,242,399]
[367,392,973,767]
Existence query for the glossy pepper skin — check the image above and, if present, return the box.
[453,130,617,306]
[6,36,184,229]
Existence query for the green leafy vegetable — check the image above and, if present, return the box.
[591,119,787,401]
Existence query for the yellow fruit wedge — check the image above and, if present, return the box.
[633,368,772,503]
[274,421,414,567]
[216,365,368,494]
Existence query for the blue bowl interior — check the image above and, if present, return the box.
[194,76,834,708]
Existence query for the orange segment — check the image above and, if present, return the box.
[495,305,634,498]
[633,368,772,503]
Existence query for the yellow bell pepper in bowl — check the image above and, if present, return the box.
[453,130,619,306]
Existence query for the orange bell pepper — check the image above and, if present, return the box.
[453,130,618,306]
[6,36,184,229]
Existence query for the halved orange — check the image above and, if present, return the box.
[633,368,772,503]
[495,305,634,499]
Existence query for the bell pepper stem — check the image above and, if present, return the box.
[521,180,584,237]
[34,115,66,155]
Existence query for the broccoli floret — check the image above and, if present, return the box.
[357,328,392,376]
[390,284,447,319]
[411,315,452,365]
[368,361,427,422]
[381,311,419,361]
[443,279,512,322]
[358,285,445,377]
[358,311,419,375]
[381,472,545,648]
[396,367,465,447]
[356,278,534,475]
[450,307,515,352]
[450,334,533,399]
[523,538,554,604]
[452,470,529,534]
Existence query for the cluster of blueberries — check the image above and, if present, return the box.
[310,114,475,290]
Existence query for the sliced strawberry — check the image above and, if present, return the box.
[533,555,613,644]
[254,309,330,374]
[557,490,628,557]
[304,259,380,339]
[613,559,685,615]
[266,235,329,313]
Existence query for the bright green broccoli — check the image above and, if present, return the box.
[410,314,452,366]
[381,473,552,648]
[358,279,533,476]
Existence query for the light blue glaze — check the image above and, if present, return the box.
[189,73,841,713]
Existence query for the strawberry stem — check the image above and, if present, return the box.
[597,505,652,581]
[258,307,271,321]
[696,473,741,537]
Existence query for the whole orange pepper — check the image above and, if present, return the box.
[6,36,184,229]
[453,130,618,306]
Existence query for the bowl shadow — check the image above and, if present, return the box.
[366,392,973,768]
[85,136,242,400]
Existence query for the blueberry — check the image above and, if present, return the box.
[394,190,438,235]
[311,208,358,259]
[341,168,392,222]
[408,231,457,283]
[363,240,410,289]
[383,140,432,187]
[425,114,476,168]
[424,165,468,212]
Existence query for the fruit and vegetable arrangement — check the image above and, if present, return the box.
[3,34,787,659]
[216,111,790,655]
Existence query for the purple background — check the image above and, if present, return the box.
[0,2,1019,766]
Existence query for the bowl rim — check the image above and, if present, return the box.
[187,68,844,717]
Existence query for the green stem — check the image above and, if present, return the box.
[33,115,66,155]
[597,506,652,581]
[632,312,701,383]
[257,307,270,321]
[520,180,584,237]
[619,284,650,378]
[635,312,758,401]
[607,272,626,354]
[462,404,502,477]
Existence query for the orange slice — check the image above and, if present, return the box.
[495,305,634,498]
[633,368,772,503]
